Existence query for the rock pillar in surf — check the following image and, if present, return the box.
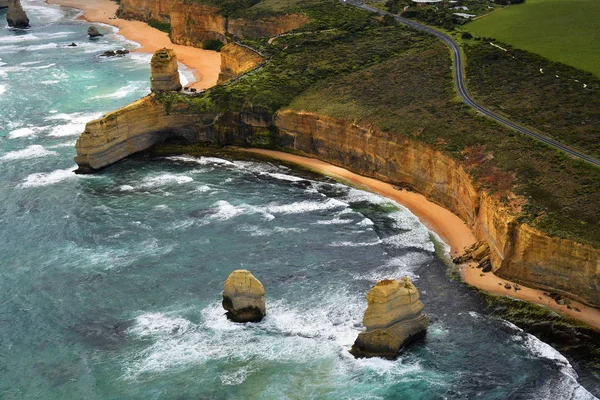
[150,48,182,92]
[0,0,8,10]
[222,270,266,323]
[7,0,30,28]
[350,277,428,359]
[87,25,103,38]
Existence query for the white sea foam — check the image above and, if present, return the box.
[8,126,49,139]
[0,85,6,95]
[19,166,77,188]
[330,239,383,247]
[1,145,57,161]
[46,112,103,137]
[89,82,149,100]
[20,61,44,66]
[266,198,348,214]
[139,174,194,188]
[502,320,598,400]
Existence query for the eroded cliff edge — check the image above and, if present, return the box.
[116,0,308,47]
[74,101,600,308]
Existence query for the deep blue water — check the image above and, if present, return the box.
[0,1,597,399]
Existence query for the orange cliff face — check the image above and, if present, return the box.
[117,0,309,48]
[217,43,263,84]
[73,104,600,308]
[273,110,600,307]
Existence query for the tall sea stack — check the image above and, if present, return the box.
[350,277,428,359]
[150,48,182,92]
[222,270,266,323]
[0,0,8,10]
[7,0,29,29]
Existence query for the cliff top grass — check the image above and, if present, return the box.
[466,0,600,77]
[160,2,600,247]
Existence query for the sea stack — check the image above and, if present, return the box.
[88,26,103,38]
[0,0,8,9]
[6,0,30,29]
[350,277,428,359]
[150,48,182,92]
[222,270,266,323]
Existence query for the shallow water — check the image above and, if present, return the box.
[0,2,598,399]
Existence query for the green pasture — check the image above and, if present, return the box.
[467,0,600,77]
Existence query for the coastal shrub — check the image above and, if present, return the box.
[461,32,473,39]
[148,19,171,34]
[203,39,225,52]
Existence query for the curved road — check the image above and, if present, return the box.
[342,0,600,167]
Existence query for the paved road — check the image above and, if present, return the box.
[341,0,600,167]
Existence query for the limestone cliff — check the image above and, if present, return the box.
[273,110,600,307]
[222,269,266,323]
[73,103,600,308]
[117,0,177,22]
[117,0,308,47]
[7,0,29,28]
[217,43,263,84]
[74,96,215,173]
[350,278,428,359]
[0,0,8,9]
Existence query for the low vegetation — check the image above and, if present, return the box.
[464,41,600,159]
[466,0,600,77]
[148,19,171,34]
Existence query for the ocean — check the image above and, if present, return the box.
[0,1,598,398]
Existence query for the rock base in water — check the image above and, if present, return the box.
[222,270,266,323]
[150,48,182,92]
[350,277,428,359]
[7,0,29,28]
[88,26,103,37]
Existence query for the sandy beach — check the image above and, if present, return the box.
[47,0,221,90]
[241,148,600,330]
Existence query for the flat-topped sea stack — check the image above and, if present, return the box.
[222,270,266,323]
[150,48,182,92]
[351,277,428,359]
[7,0,29,28]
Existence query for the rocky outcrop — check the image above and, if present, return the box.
[350,278,428,359]
[217,43,263,84]
[74,96,215,173]
[117,0,177,22]
[7,0,29,28]
[222,270,266,323]
[73,103,600,307]
[117,0,308,47]
[88,26,103,37]
[150,48,181,92]
[0,0,8,9]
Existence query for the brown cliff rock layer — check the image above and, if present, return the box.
[223,269,266,323]
[350,278,428,359]
[273,110,600,307]
[117,0,177,22]
[73,104,600,307]
[0,0,9,9]
[118,0,308,47]
[74,96,214,173]
[150,48,182,92]
[217,43,263,84]
[7,0,29,28]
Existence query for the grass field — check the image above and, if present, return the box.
[466,0,600,77]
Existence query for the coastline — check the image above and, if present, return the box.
[46,0,221,90]
[240,148,600,330]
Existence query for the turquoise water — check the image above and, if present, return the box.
[0,1,598,399]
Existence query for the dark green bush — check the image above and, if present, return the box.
[148,19,171,34]
[203,39,225,52]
